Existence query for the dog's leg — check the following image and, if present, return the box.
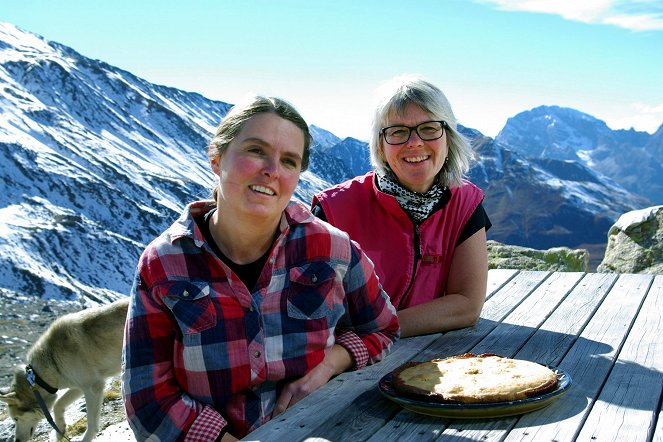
[80,381,105,442]
[51,387,83,440]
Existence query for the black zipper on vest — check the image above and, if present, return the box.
[401,223,421,302]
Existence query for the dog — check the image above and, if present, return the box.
[0,297,129,442]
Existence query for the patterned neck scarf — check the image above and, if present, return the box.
[376,171,447,223]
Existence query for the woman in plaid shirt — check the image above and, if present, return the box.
[121,96,400,441]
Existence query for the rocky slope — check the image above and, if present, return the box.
[598,205,663,274]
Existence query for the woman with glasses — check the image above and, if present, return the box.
[123,96,399,441]
[312,75,490,338]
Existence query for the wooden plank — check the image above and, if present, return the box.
[299,385,401,441]
[243,334,439,441]
[578,274,663,441]
[365,410,451,442]
[517,272,618,365]
[440,273,632,442]
[655,388,663,442]
[471,271,584,357]
[357,271,554,442]
[429,272,592,441]
[503,273,654,442]
[486,269,519,299]
[480,271,551,323]
[415,271,552,362]
[371,417,516,442]
[442,419,521,442]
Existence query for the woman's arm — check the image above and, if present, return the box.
[397,228,488,338]
[273,240,399,414]
[122,273,230,441]
[273,344,352,415]
[334,240,401,364]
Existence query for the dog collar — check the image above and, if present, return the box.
[25,365,58,395]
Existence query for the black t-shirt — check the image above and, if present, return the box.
[195,209,269,291]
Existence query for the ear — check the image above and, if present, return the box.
[0,390,19,404]
[210,154,221,176]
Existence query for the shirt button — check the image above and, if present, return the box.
[182,290,190,297]
[312,274,318,283]
[254,351,261,358]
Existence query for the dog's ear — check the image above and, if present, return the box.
[0,390,19,404]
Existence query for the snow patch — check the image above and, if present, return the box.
[614,206,663,231]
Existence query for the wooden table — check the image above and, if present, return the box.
[244,270,663,442]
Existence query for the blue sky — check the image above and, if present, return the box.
[2,0,662,140]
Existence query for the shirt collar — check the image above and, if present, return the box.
[167,199,314,245]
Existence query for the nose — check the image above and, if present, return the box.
[262,157,279,177]
[406,129,424,146]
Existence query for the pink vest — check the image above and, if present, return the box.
[312,171,484,309]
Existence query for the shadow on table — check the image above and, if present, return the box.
[377,318,662,427]
[245,317,662,441]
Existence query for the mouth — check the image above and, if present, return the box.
[403,155,429,163]
[249,185,276,196]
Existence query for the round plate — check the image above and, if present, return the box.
[378,365,572,419]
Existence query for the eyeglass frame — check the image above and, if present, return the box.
[380,120,448,145]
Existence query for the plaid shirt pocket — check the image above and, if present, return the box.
[162,281,217,334]
[286,262,337,320]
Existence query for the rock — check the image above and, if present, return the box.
[597,206,663,274]
[488,240,589,272]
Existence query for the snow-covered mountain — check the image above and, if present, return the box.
[1,22,223,302]
[326,137,373,178]
[0,22,658,303]
[465,128,649,249]
[496,105,663,204]
[0,22,340,303]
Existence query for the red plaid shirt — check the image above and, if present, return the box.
[122,200,399,440]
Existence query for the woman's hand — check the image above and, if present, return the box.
[273,344,352,416]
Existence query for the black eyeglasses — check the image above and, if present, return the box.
[381,120,447,145]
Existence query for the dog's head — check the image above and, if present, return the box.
[0,365,45,442]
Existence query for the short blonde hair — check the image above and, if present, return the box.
[369,74,475,188]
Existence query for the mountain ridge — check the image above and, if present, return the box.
[0,21,659,303]
[496,105,663,203]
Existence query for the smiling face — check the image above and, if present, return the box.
[381,103,448,193]
[211,112,305,224]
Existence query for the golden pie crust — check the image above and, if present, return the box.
[391,353,558,404]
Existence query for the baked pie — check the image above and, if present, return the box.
[391,353,558,404]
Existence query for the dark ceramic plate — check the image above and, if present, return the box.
[378,366,572,418]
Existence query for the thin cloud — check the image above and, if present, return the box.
[603,13,663,31]
[606,102,663,133]
[477,0,663,31]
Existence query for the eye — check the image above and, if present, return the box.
[419,123,441,134]
[282,157,299,169]
[247,146,263,154]
[386,127,408,137]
